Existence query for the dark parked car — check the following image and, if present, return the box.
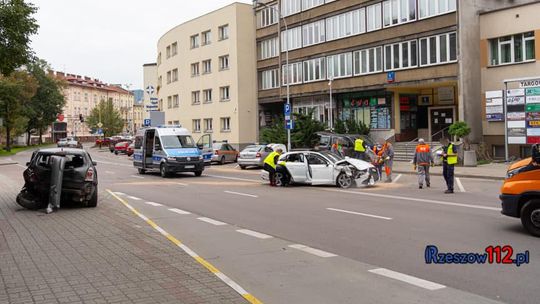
[315,132,375,157]
[16,148,98,209]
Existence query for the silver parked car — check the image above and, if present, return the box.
[238,145,273,169]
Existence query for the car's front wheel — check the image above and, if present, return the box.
[336,173,353,189]
[220,156,226,165]
[521,199,540,237]
[138,168,146,175]
[194,171,202,177]
[160,164,170,178]
[275,172,284,187]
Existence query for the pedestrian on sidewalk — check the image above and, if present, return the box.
[263,148,283,186]
[354,136,367,161]
[440,137,458,194]
[381,138,394,183]
[413,138,434,189]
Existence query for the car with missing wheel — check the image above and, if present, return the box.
[261,150,378,188]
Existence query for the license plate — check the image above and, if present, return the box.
[185,165,195,169]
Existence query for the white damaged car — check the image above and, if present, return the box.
[261,151,378,188]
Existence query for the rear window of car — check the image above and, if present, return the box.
[35,153,86,168]
[243,145,263,152]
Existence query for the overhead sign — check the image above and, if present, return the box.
[519,79,540,88]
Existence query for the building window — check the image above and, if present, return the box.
[260,69,280,90]
[193,119,201,132]
[191,63,200,76]
[166,45,171,59]
[171,42,178,56]
[281,0,301,17]
[204,118,213,132]
[419,32,457,66]
[489,31,535,66]
[418,0,456,19]
[303,57,326,83]
[326,8,365,42]
[192,91,200,104]
[166,71,172,84]
[366,3,382,32]
[219,55,230,70]
[167,96,172,109]
[282,62,303,85]
[173,95,179,108]
[302,0,325,11]
[327,52,353,79]
[203,89,212,103]
[190,34,199,49]
[220,86,230,101]
[202,30,211,46]
[302,20,326,47]
[158,52,162,65]
[383,0,416,27]
[172,68,178,82]
[258,37,279,60]
[354,46,383,75]
[384,40,418,71]
[218,24,229,40]
[173,120,180,126]
[281,26,302,52]
[257,5,278,28]
[220,117,231,132]
[202,59,211,74]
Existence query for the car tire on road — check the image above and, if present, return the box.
[220,156,226,165]
[194,171,202,177]
[275,172,284,187]
[336,173,353,189]
[86,189,98,208]
[138,168,146,175]
[240,165,246,170]
[160,164,170,178]
[521,199,540,237]
[114,151,118,155]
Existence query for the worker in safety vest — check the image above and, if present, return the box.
[440,137,458,194]
[372,144,384,181]
[263,148,283,187]
[380,138,394,183]
[354,137,367,160]
[413,138,434,189]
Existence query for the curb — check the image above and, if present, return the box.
[0,162,17,166]
[393,170,505,181]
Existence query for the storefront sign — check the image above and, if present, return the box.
[486,90,503,99]
[507,112,526,121]
[509,128,527,137]
[527,128,540,136]
[527,120,540,128]
[519,79,540,88]
[526,96,540,103]
[486,98,503,106]
[526,112,540,120]
[438,87,455,104]
[509,137,527,144]
[485,90,504,122]
[526,87,540,96]
[507,89,525,97]
[508,120,526,128]
[526,104,540,112]
[486,113,504,121]
[507,96,525,105]
[486,105,503,114]
[527,136,540,144]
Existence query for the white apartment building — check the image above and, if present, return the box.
[157,2,257,149]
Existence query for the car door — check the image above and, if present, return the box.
[197,134,212,163]
[284,153,308,183]
[227,144,237,162]
[223,144,233,162]
[306,153,334,185]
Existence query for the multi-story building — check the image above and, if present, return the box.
[480,2,540,159]
[157,2,257,149]
[133,103,145,131]
[52,72,134,138]
[255,0,535,149]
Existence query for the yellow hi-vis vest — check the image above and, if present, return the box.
[264,151,279,169]
[354,138,366,152]
[447,144,458,165]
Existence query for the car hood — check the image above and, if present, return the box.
[335,157,374,170]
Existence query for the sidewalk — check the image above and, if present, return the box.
[0,157,16,166]
[0,175,248,304]
[393,161,508,180]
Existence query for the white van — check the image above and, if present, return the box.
[133,126,211,177]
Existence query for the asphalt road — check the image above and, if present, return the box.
[3,146,538,304]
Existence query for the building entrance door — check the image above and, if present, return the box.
[430,107,455,141]
[398,95,418,142]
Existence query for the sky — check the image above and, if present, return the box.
[29,0,251,89]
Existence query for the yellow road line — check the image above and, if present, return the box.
[106,189,262,304]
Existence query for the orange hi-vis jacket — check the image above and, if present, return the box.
[413,144,433,166]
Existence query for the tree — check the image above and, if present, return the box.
[0,71,37,150]
[25,59,66,145]
[291,110,326,148]
[333,119,347,134]
[260,117,287,145]
[85,99,124,138]
[448,121,472,150]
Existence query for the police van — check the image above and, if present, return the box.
[133,125,212,178]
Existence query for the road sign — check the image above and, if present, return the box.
[285,120,294,130]
[284,103,291,115]
[143,119,151,127]
[146,85,155,95]
[57,114,65,122]
[387,72,395,83]
[97,122,103,128]
[97,128,103,135]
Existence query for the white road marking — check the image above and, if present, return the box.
[288,244,337,258]
[154,226,168,236]
[178,244,199,257]
[113,192,126,196]
[93,159,132,167]
[168,208,191,215]
[326,189,500,211]
[145,202,163,207]
[327,208,392,220]
[456,178,466,192]
[105,171,115,174]
[130,175,144,179]
[236,229,273,239]
[216,272,248,295]
[369,268,446,291]
[197,217,227,226]
[206,174,259,183]
[392,174,403,184]
[176,182,188,186]
[127,196,142,201]
[224,191,258,198]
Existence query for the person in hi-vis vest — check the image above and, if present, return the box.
[354,137,367,161]
[263,148,283,187]
[440,137,458,194]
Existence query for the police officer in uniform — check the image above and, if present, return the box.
[354,137,367,160]
[440,137,458,194]
[263,148,283,186]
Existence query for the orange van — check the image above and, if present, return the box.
[500,157,540,237]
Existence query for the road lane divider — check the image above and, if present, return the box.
[324,189,500,211]
[106,189,263,304]
[456,178,466,193]
[126,196,141,201]
[236,229,273,239]
[326,208,392,220]
[197,217,228,226]
[145,202,163,207]
[113,192,126,196]
[368,268,446,291]
[224,191,258,198]
[130,175,144,179]
[392,174,403,184]
[168,208,191,215]
[288,244,337,258]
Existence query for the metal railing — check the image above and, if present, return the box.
[404,126,450,159]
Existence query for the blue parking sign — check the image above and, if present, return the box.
[143,119,151,126]
[285,120,294,130]
[284,103,291,115]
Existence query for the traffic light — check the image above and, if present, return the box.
[79,114,84,122]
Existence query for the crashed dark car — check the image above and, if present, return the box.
[16,148,98,210]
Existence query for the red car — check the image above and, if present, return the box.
[114,141,131,155]
[95,137,111,146]
[126,143,135,156]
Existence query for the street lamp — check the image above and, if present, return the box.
[328,76,334,131]
[253,0,291,152]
